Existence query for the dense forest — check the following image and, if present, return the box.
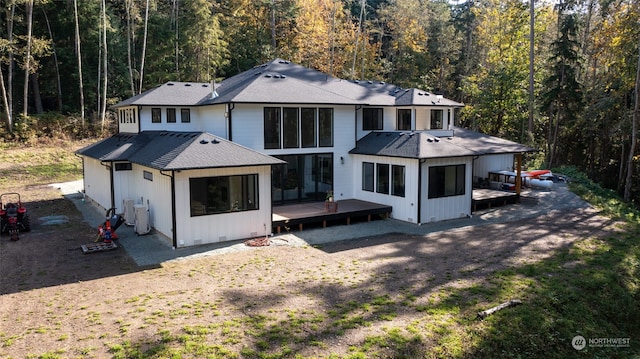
[1,0,639,203]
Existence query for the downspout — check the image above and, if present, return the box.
[137,105,142,132]
[227,103,235,141]
[417,159,424,224]
[354,105,362,143]
[100,161,115,210]
[160,170,177,249]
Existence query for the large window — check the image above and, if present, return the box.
[430,109,443,129]
[264,107,281,149]
[376,163,390,194]
[319,108,333,147]
[392,165,405,197]
[428,164,465,199]
[181,108,191,123]
[152,108,161,123]
[363,108,383,130]
[264,107,334,149]
[272,154,333,203]
[167,108,176,123]
[362,162,374,192]
[397,109,411,131]
[301,108,317,148]
[283,107,299,148]
[189,174,258,216]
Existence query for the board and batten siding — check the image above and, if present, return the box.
[82,157,112,211]
[352,155,420,223]
[174,166,273,248]
[118,106,139,133]
[122,164,173,240]
[231,104,356,201]
[473,154,515,180]
[112,162,134,214]
[137,105,227,136]
[420,157,473,223]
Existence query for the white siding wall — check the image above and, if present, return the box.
[113,163,134,214]
[124,165,173,239]
[473,154,515,180]
[118,106,139,133]
[352,155,420,223]
[231,104,356,201]
[82,157,112,211]
[174,166,273,247]
[137,105,227,136]
[420,157,473,223]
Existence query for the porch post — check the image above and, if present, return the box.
[515,153,522,196]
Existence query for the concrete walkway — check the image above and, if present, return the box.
[53,180,591,267]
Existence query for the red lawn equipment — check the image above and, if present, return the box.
[0,193,31,241]
[97,207,125,243]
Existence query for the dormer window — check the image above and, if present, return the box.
[363,108,383,130]
[430,109,443,129]
[397,109,411,131]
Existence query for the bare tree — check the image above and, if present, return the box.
[42,8,62,111]
[6,1,15,129]
[22,0,34,118]
[138,0,150,94]
[125,0,136,96]
[100,0,108,127]
[74,0,85,125]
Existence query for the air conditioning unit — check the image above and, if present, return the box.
[123,199,135,226]
[134,204,151,235]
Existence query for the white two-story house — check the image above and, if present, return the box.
[77,58,535,248]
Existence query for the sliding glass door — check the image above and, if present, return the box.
[272,154,333,204]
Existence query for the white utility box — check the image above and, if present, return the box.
[123,199,135,226]
[134,204,151,235]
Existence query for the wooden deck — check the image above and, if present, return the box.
[472,189,519,211]
[272,199,392,233]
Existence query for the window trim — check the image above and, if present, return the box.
[376,163,390,194]
[391,165,405,197]
[363,108,383,131]
[189,174,259,216]
[151,108,161,123]
[166,108,176,123]
[428,164,466,199]
[397,109,412,131]
[362,162,374,192]
[180,108,191,123]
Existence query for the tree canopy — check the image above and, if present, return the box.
[1,0,639,202]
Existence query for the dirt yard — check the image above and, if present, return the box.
[0,183,622,358]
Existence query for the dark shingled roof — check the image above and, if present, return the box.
[76,131,284,170]
[113,59,464,108]
[350,128,537,159]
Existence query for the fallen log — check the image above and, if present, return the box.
[477,299,522,319]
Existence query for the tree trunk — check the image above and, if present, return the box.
[74,0,85,126]
[270,0,276,51]
[624,31,640,201]
[22,0,34,118]
[139,0,150,94]
[527,0,534,143]
[42,8,62,111]
[125,0,136,97]
[0,68,11,133]
[6,1,15,130]
[30,73,43,114]
[101,0,108,129]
